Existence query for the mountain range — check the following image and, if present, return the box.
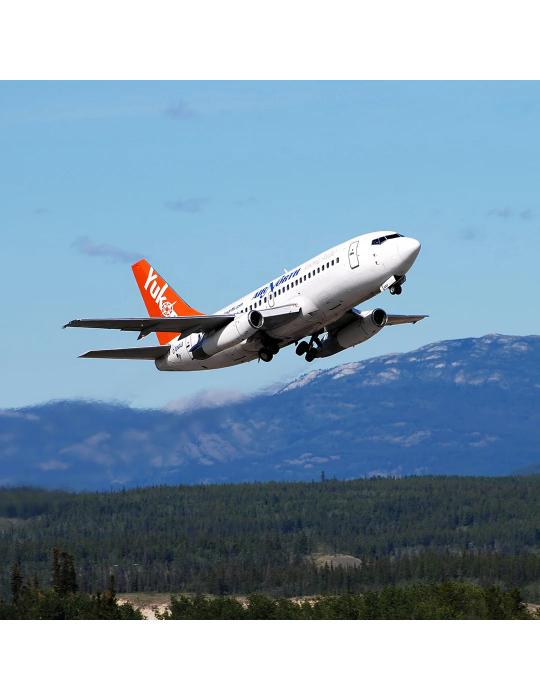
[1,333,538,490]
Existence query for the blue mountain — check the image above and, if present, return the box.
[1,334,538,490]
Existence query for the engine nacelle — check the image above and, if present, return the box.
[314,308,387,358]
[191,310,263,359]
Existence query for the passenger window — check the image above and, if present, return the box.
[336,257,339,263]
[308,272,311,278]
[264,297,267,303]
[331,260,334,266]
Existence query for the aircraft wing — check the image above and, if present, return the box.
[64,315,234,339]
[327,309,428,334]
[386,314,428,326]
[65,306,301,338]
[80,346,170,360]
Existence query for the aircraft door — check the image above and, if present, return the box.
[268,284,275,307]
[348,241,359,269]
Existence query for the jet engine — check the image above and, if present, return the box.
[314,308,387,358]
[191,310,264,359]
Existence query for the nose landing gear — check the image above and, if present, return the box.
[381,274,406,295]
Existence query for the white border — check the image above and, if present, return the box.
[1,620,538,699]
[1,0,539,79]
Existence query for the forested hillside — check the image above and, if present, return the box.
[2,476,540,600]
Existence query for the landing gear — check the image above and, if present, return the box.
[389,284,402,295]
[305,348,316,362]
[258,348,274,363]
[267,341,280,355]
[296,334,322,362]
[257,334,280,363]
[296,341,310,356]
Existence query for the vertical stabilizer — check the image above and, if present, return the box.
[131,259,203,345]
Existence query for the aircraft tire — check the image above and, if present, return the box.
[296,341,309,356]
[259,349,274,363]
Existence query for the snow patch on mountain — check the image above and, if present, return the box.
[280,370,322,392]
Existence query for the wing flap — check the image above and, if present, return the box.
[261,304,301,330]
[80,346,170,360]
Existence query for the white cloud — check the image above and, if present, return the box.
[0,409,39,421]
[39,459,70,471]
[60,432,114,466]
[72,237,141,263]
[163,389,246,414]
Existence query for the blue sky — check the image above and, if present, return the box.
[1,81,539,409]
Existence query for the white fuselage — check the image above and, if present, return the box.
[156,231,421,371]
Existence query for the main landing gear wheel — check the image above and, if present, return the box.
[305,349,316,362]
[296,340,310,356]
[296,333,322,362]
[389,284,402,295]
[258,348,274,363]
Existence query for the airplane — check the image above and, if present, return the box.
[64,231,427,371]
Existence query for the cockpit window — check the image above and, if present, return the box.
[372,233,403,245]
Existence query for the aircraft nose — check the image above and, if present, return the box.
[397,237,421,269]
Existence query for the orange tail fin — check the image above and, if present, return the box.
[131,259,203,345]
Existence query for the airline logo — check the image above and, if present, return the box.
[252,267,301,299]
[144,267,178,317]
[132,258,203,345]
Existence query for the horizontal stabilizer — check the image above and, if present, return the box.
[80,346,170,360]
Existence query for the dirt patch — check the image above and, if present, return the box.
[118,593,171,620]
[310,553,362,569]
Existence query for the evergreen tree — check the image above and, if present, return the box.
[52,547,61,594]
[10,562,23,605]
